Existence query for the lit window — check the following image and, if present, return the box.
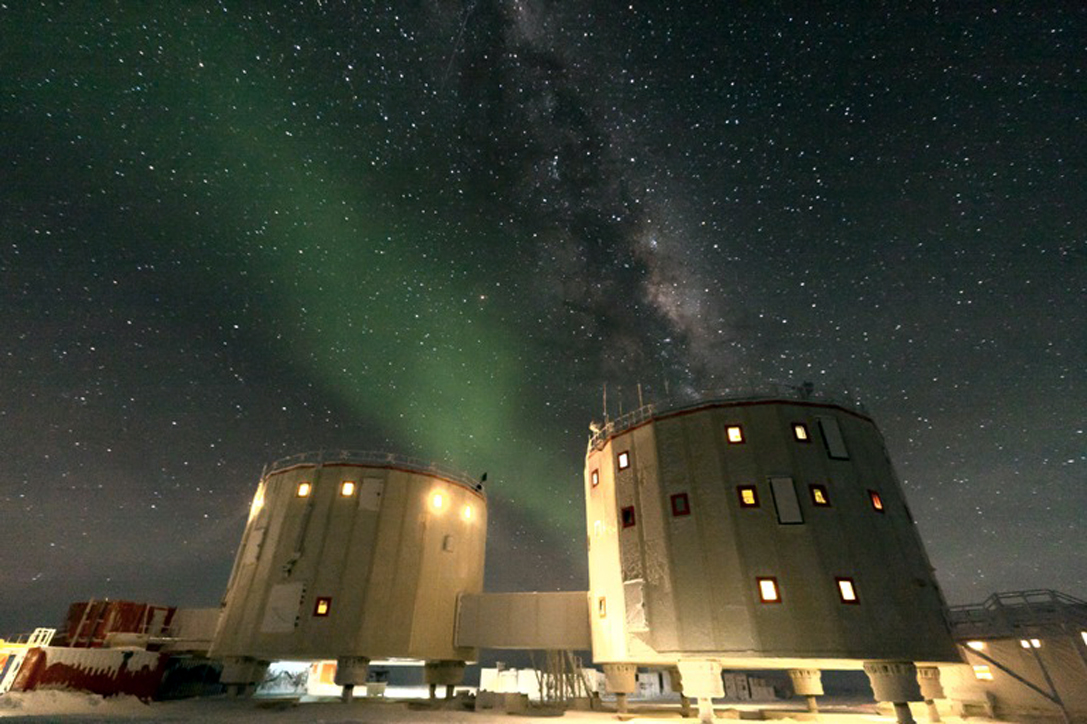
[836,577,859,603]
[738,486,759,508]
[810,484,830,506]
[462,504,473,521]
[972,665,994,681]
[621,506,636,528]
[296,482,312,498]
[340,481,356,497]
[1082,631,1087,646]
[726,425,745,444]
[431,492,445,511]
[617,451,630,470]
[793,423,810,442]
[869,490,884,512]
[314,597,331,616]
[598,597,607,618]
[591,469,600,487]
[1020,638,1041,649]
[967,641,986,651]
[671,493,691,517]
[757,577,781,603]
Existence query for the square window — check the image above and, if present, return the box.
[738,486,759,508]
[670,493,691,517]
[837,577,859,604]
[810,484,830,506]
[617,451,631,470]
[340,481,356,496]
[972,665,994,681]
[869,490,884,512]
[793,423,811,442]
[757,577,781,603]
[726,425,745,444]
[314,597,331,616]
[591,469,600,487]
[296,482,312,498]
[621,506,636,528]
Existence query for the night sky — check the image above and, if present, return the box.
[2,3,1084,637]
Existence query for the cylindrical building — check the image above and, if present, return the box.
[584,392,959,719]
[209,451,486,693]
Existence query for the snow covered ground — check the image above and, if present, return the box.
[0,691,1012,724]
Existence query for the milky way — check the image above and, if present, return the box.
[2,2,1084,635]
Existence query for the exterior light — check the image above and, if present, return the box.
[1082,631,1087,646]
[966,641,986,651]
[972,665,994,681]
[836,577,858,603]
[462,504,473,521]
[1019,639,1041,649]
[248,486,265,521]
[431,492,445,511]
[340,481,356,497]
[296,482,312,498]
[1031,639,1041,648]
[726,425,745,444]
[757,577,780,603]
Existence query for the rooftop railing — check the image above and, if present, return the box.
[947,589,1087,638]
[587,383,868,451]
[262,449,480,490]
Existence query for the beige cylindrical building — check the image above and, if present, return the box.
[209,451,486,695]
[584,392,960,721]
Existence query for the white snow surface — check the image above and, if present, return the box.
[0,692,1015,724]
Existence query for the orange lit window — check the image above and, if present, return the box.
[972,665,994,681]
[621,506,636,528]
[869,490,884,512]
[314,597,331,616]
[462,504,473,521]
[340,481,356,496]
[757,577,781,603]
[793,423,810,442]
[671,493,691,517]
[296,482,312,498]
[591,469,600,487]
[836,577,859,604]
[810,484,830,506]
[598,597,607,618]
[738,486,759,508]
[617,451,631,470]
[726,425,745,444]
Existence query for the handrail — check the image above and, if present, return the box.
[587,384,869,451]
[262,450,480,490]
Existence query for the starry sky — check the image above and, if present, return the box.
[2,3,1084,636]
